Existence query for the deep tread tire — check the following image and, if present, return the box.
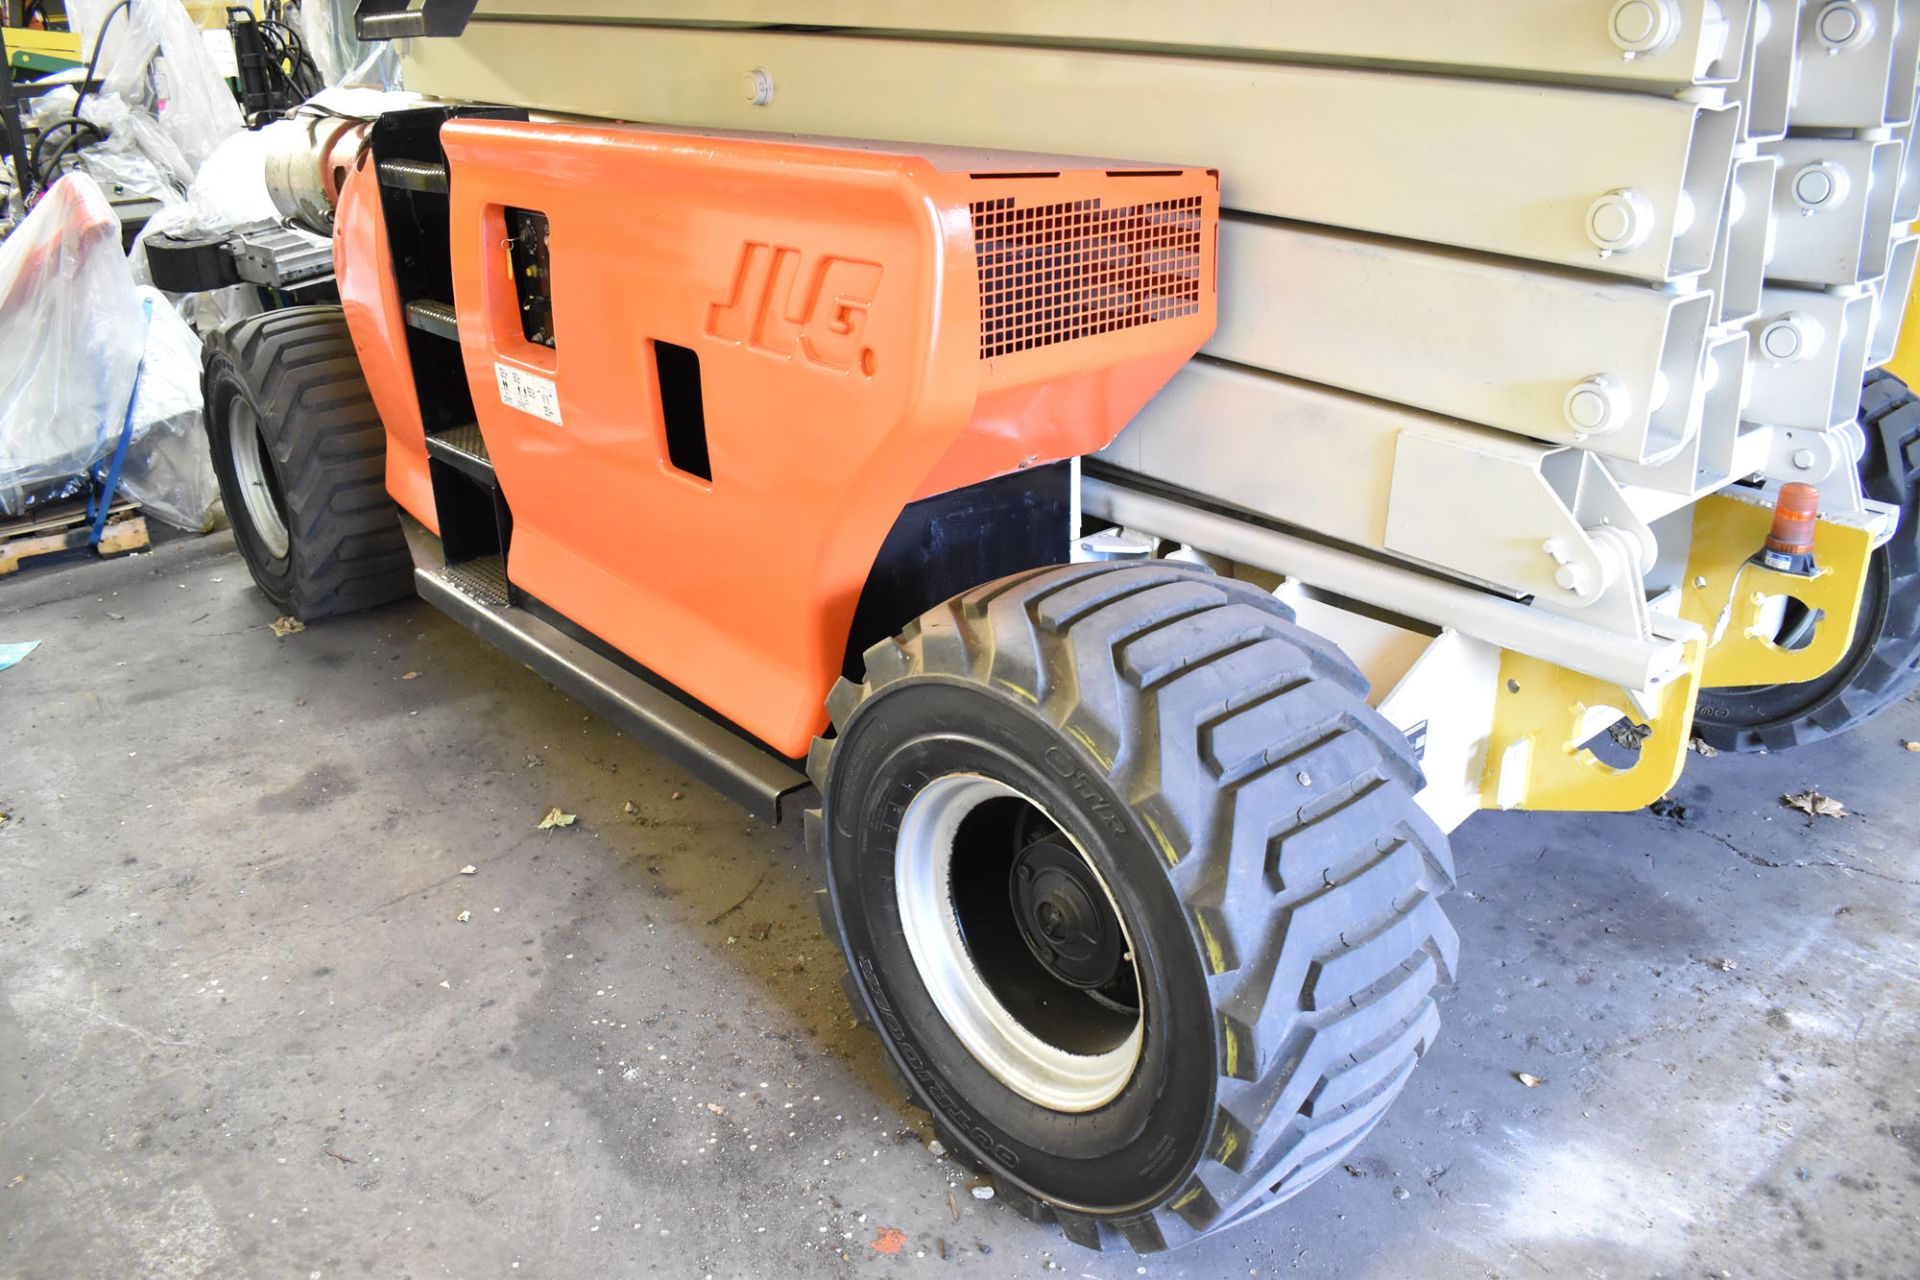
[808,562,1457,1251]
[1695,369,1920,751]
[202,306,414,620]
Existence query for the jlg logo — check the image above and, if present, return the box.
[706,243,882,375]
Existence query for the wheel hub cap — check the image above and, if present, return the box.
[1011,835,1125,989]
[892,773,1144,1113]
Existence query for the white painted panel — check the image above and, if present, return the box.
[1375,630,1502,835]
[1869,234,1920,366]
[1745,286,1878,427]
[405,21,1736,280]
[1762,138,1904,286]
[1097,359,1610,608]
[1894,82,1920,222]
[1703,154,1778,324]
[467,0,1753,89]
[1789,0,1910,128]
[1208,219,1713,463]
[1729,0,1799,141]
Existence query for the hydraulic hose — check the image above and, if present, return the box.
[71,0,133,122]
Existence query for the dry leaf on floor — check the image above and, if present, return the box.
[1689,737,1720,757]
[537,806,576,830]
[1514,1072,1545,1088]
[459,864,477,875]
[455,911,471,923]
[268,616,304,638]
[401,671,419,680]
[1784,790,1847,819]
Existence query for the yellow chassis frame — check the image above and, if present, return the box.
[1480,491,1874,812]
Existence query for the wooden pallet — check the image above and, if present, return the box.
[0,500,150,578]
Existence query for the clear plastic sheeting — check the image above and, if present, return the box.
[75,91,194,202]
[302,0,403,90]
[0,174,218,530]
[118,287,220,531]
[67,0,242,177]
[0,174,143,513]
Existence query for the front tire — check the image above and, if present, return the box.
[202,306,414,620]
[810,562,1457,1251]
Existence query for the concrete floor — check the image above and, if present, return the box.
[4,532,1919,1280]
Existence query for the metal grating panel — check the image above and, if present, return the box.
[405,299,460,340]
[434,423,490,462]
[971,194,1202,360]
[377,158,451,193]
[442,554,509,606]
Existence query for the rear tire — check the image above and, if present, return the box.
[202,306,414,620]
[809,562,1457,1251]
[1695,370,1920,751]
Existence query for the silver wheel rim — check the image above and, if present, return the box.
[894,773,1144,1113]
[228,397,289,560]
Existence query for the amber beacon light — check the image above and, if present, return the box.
[1758,482,1820,576]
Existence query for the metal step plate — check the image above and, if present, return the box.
[404,298,460,341]
[376,157,451,193]
[424,424,495,487]
[440,553,509,606]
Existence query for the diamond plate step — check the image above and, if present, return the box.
[441,554,508,606]
[404,299,459,341]
[377,158,449,194]
[425,425,495,485]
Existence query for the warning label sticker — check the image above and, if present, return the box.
[494,363,561,425]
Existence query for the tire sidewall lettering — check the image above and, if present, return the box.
[856,952,1020,1168]
[1042,744,1128,837]
[825,679,1216,1211]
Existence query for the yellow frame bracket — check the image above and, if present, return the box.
[1680,492,1873,689]
[1478,638,1704,812]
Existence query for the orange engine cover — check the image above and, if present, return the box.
[341,117,1217,757]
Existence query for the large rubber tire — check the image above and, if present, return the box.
[809,562,1458,1251]
[202,306,414,620]
[1695,369,1920,752]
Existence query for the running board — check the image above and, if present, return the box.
[407,525,809,822]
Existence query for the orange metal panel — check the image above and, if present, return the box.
[396,118,1211,755]
[335,152,438,534]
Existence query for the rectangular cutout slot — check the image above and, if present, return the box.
[653,339,710,481]
[505,207,555,348]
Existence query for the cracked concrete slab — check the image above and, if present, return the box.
[3,533,1917,1277]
